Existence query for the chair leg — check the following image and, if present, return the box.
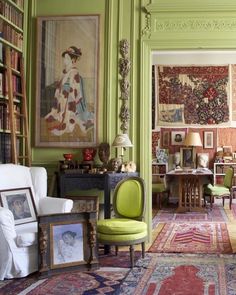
[230,193,232,210]
[115,246,118,255]
[166,190,170,205]
[129,245,134,268]
[141,242,145,258]
[159,193,162,209]
[223,196,225,207]
[210,195,213,210]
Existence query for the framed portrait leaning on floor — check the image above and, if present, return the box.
[38,212,98,277]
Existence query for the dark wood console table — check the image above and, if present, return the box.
[56,171,139,219]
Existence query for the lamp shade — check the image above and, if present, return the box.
[184,132,202,147]
[112,134,133,148]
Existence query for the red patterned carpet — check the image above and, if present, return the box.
[0,268,128,295]
[152,204,228,228]
[119,253,236,295]
[0,251,140,294]
[149,222,232,254]
[0,204,233,294]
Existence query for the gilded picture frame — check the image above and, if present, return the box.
[38,212,99,277]
[35,15,100,147]
[180,147,196,168]
[0,187,37,225]
[203,131,214,149]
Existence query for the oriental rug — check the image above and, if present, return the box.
[99,250,142,268]
[119,253,236,295]
[152,204,228,228]
[155,65,229,125]
[149,222,232,254]
[0,268,128,295]
[230,203,236,220]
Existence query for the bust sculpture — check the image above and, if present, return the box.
[98,142,110,167]
[108,157,122,172]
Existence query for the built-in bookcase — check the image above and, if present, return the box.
[0,0,30,165]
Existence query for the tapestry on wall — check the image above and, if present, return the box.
[155,65,230,126]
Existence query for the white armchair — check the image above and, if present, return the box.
[0,164,73,280]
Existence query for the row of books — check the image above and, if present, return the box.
[0,102,21,131]
[0,71,22,96]
[0,133,20,163]
[215,164,236,174]
[0,47,21,70]
[0,1,24,29]
[152,164,167,174]
[0,133,11,163]
[1,22,23,50]
[11,0,24,9]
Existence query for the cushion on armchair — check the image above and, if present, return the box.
[0,207,16,240]
[16,233,37,247]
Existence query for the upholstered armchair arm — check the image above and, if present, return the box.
[0,207,17,280]
[38,197,73,215]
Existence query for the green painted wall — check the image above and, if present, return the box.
[26,0,236,241]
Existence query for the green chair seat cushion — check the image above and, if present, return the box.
[97,218,147,235]
[97,230,147,243]
[204,183,230,196]
[152,183,166,193]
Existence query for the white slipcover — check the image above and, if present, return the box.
[0,164,73,280]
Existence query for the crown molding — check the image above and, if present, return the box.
[155,18,236,32]
[145,1,236,13]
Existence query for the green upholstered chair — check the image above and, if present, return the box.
[97,176,147,268]
[152,182,169,209]
[204,166,234,209]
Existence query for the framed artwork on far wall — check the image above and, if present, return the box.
[161,130,170,147]
[171,131,186,146]
[204,131,214,149]
[180,147,196,168]
[35,15,100,148]
[156,148,169,163]
[0,187,37,225]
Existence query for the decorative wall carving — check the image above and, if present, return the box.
[141,12,151,37]
[155,19,236,32]
[119,39,131,134]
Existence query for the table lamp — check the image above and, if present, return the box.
[112,133,133,162]
[184,131,202,168]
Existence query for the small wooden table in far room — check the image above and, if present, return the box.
[166,169,213,212]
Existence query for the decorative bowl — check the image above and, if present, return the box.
[63,153,73,161]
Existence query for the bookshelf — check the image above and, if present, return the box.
[152,163,168,183]
[0,0,30,165]
[213,162,236,185]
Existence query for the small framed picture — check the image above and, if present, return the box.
[156,148,169,163]
[65,196,99,214]
[223,146,232,154]
[180,147,196,168]
[171,131,186,146]
[38,212,99,277]
[162,130,170,147]
[0,187,37,225]
[204,131,214,149]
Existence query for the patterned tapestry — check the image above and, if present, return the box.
[155,65,230,126]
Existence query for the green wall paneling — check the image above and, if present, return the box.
[26,0,236,243]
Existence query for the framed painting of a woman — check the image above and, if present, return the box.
[35,15,100,147]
